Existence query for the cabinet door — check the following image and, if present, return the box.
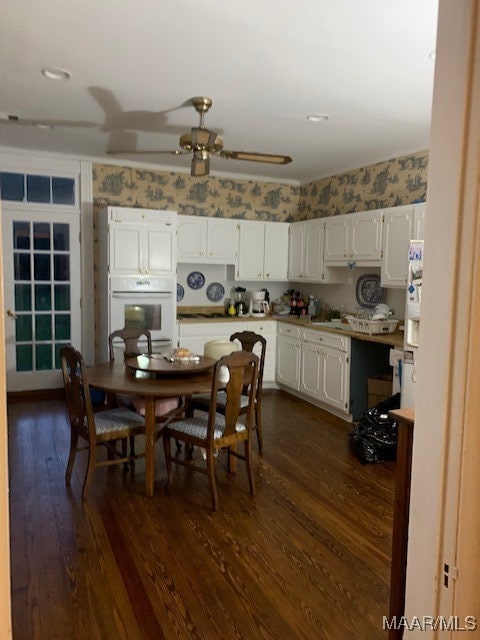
[145,227,175,274]
[350,211,383,262]
[303,219,324,280]
[264,222,289,280]
[246,321,277,383]
[381,207,414,287]
[109,225,142,274]
[288,222,305,280]
[207,219,238,263]
[301,342,321,398]
[237,221,265,279]
[320,347,349,411]
[177,215,207,262]
[324,216,350,263]
[276,336,301,389]
[413,203,426,239]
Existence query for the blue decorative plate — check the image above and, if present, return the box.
[186,271,205,290]
[177,283,184,302]
[206,282,225,302]
[355,273,385,308]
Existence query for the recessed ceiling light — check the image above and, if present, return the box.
[428,50,436,61]
[35,123,54,129]
[307,114,331,122]
[41,66,72,81]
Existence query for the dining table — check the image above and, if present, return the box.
[86,355,216,497]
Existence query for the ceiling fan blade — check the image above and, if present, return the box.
[191,154,210,177]
[0,114,97,128]
[106,149,188,156]
[221,150,292,165]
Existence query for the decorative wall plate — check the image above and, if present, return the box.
[206,282,225,302]
[177,283,184,302]
[355,273,386,308]
[186,271,205,290]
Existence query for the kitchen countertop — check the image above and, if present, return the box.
[274,315,404,347]
[176,309,404,348]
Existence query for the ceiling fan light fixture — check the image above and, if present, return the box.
[307,113,331,122]
[41,66,72,81]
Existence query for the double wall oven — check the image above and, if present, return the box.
[105,276,176,360]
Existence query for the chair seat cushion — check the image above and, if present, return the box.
[131,396,179,418]
[194,391,249,410]
[170,414,246,440]
[94,407,145,435]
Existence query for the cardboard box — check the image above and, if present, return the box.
[367,375,393,408]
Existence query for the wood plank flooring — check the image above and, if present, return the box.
[8,390,395,640]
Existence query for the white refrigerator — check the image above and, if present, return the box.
[401,240,424,408]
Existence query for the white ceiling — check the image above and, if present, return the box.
[0,0,438,184]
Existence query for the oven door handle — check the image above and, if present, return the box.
[111,292,173,298]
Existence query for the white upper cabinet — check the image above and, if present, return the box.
[177,215,237,264]
[237,220,289,280]
[288,218,346,283]
[413,202,426,240]
[381,203,426,287]
[324,210,383,266]
[106,207,176,275]
[288,219,323,281]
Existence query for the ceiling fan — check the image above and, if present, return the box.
[107,96,292,177]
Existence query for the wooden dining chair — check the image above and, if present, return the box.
[60,345,146,499]
[162,350,259,511]
[108,327,179,455]
[189,331,266,451]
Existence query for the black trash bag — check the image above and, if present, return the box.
[349,393,401,464]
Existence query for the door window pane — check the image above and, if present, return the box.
[27,175,50,203]
[16,345,33,371]
[15,315,32,341]
[54,343,69,369]
[14,253,31,280]
[1,172,25,201]
[33,223,51,250]
[53,223,69,250]
[54,254,69,281]
[35,344,52,370]
[55,314,70,340]
[52,178,75,205]
[15,285,31,311]
[34,254,51,280]
[36,315,52,341]
[13,222,30,249]
[35,285,52,311]
[54,285,70,310]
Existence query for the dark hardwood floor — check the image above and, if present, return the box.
[8,390,394,640]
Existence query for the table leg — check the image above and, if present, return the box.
[144,397,156,497]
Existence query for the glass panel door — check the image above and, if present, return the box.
[2,209,80,391]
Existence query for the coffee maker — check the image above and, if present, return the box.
[248,290,270,317]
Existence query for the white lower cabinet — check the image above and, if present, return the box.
[177,320,277,383]
[276,325,302,390]
[277,322,351,417]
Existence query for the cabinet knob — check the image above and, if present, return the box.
[199,251,203,256]
[6,309,16,319]
[266,273,269,277]
[344,253,347,257]
[142,214,146,219]
[258,273,262,277]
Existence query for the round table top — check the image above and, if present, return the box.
[86,360,214,397]
[125,354,216,376]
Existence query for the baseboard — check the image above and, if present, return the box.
[7,388,65,403]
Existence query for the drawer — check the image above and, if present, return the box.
[277,322,303,339]
[302,328,350,352]
[246,320,277,335]
[178,321,245,338]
